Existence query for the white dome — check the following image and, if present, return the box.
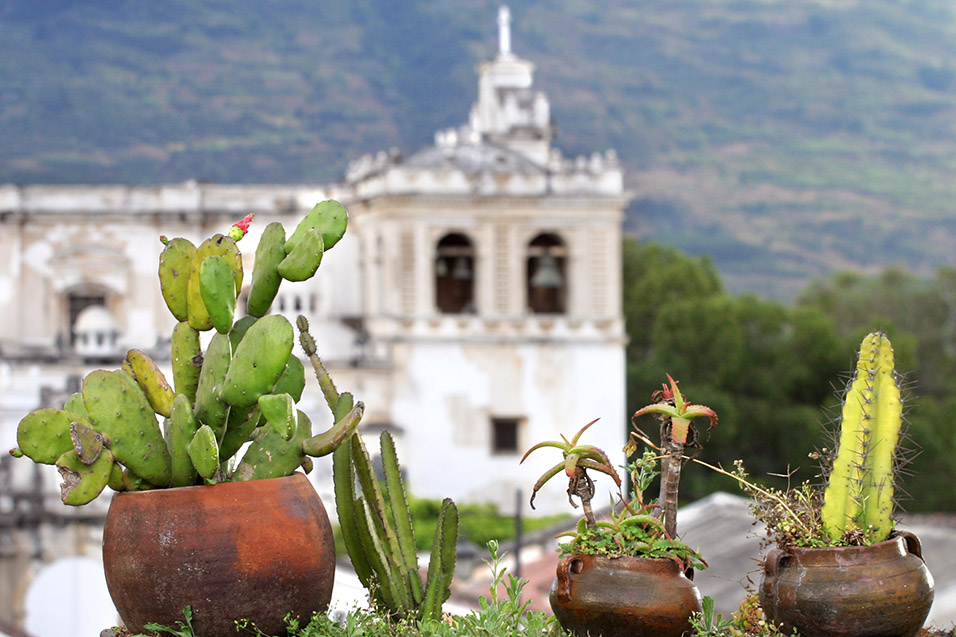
[73,305,121,359]
[73,305,117,333]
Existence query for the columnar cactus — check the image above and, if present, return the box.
[333,431,459,622]
[9,201,363,505]
[821,330,904,541]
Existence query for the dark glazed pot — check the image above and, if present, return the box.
[759,531,935,637]
[549,554,703,637]
[102,472,335,637]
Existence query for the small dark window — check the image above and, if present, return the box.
[435,233,476,314]
[491,418,521,454]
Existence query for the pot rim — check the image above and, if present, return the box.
[110,470,310,498]
[561,552,687,563]
[559,552,699,579]
[768,530,924,568]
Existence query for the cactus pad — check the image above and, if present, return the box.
[125,349,176,418]
[277,228,324,282]
[82,370,172,487]
[171,321,203,403]
[199,255,238,334]
[220,314,295,407]
[286,200,348,253]
[57,447,115,506]
[165,393,199,487]
[16,409,85,465]
[158,237,196,322]
[246,221,286,317]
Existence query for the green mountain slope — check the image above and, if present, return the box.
[3,0,956,299]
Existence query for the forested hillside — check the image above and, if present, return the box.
[3,0,956,296]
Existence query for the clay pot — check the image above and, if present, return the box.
[759,531,935,637]
[102,472,335,637]
[549,554,703,637]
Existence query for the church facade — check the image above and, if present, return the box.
[0,8,629,526]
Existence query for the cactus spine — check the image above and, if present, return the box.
[333,431,458,622]
[821,331,903,541]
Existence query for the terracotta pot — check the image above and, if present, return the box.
[102,472,335,637]
[549,554,702,637]
[759,531,935,637]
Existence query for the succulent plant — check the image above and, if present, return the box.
[334,430,459,623]
[522,407,711,571]
[631,374,717,538]
[9,201,363,505]
[821,330,904,542]
[520,418,622,528]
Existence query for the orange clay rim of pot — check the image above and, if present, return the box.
[765,529,924,571]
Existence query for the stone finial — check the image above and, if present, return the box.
[498,5,512,57]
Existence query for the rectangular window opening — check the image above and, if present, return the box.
[491,417,522,454]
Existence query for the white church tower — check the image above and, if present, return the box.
[340,6,629,514]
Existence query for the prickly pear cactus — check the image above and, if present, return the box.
[10,202,363,505]
[286,200,348,253]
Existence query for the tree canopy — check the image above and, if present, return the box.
[623,238,956,512]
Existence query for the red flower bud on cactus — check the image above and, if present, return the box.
[228,213,255,241]
[159,235,169,246]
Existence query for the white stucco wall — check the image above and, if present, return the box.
[389,339,626,516]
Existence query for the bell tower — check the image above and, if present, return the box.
[341,5,630,515]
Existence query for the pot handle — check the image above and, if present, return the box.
[898,530,923,559]
[555,556,582,604]
[762,548,790,581]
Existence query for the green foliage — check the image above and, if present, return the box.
[623,239,723,362]
[688,593,802,636]
[624,240,849,501]
[138,605,196,637]
[423,539,567,636]
[623,239,956,517]
[407,498,568,553]
[559,517,706,570]
[689,597,733,637]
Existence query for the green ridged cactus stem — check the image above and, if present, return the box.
[296,315,339,412]
[821,331,903,542]
[333,431,458,622]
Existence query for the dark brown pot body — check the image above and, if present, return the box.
[102,472,335,637]
[759,531,934,637]
[549,554,702,637]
